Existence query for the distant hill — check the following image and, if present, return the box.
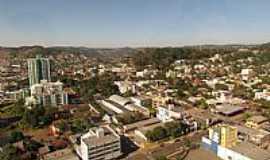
[0,46,137,59]
[184,44,259,49]
[1,42,269,59]
[261,42,270,48]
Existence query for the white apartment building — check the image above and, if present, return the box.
[29,80,68,106]
[156,105,183,122]
[255,89,270,101]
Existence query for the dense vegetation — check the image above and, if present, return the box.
[133,47,234,70]
[145,121,189,142]
[0,131,42,160]
[20,105,58,128]
[61,72,120,102]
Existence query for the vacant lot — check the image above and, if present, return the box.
[184,148,220,160]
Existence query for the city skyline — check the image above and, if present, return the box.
[1,0,270,47]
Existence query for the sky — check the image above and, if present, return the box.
[0,0,270,47]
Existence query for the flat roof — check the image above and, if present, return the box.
[82,127,119,146]
[125,103,149,113]
[215,104,245,115]
[109,95,131,106]
[247,115,268,124]
[123,118,160,131]
[105,100,130,113]
[230,142,270,160]
[172,106,185,113]
[83,134,118,146]
[235,125,270,136]
[97,101,116,115]
[187,108,218,120]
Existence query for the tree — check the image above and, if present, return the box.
[177,89,187,99]
[195,99,209,110]
[71,118,93,133]
[78,73,120,102]
[23,139,43,152]
[232,84,252,99]
[146,126,167,142]
[183,138,192,148]
[243,112,252,121]
[57,120,70,133]
[10,131,24,143]
[155,155,168,160]
[165,122,181,138]
[148,107,157,117]
[146,121,189,142]
[22,110,38,127]
[215,83,228,90]
[21,106,53,128]
[10,99,25,116]
[0,144,20,160]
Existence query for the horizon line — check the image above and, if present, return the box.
[0,41,266,49]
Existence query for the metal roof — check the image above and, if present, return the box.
[109,95,130,106]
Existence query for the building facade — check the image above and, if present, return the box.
[156,105,183,122]
[202,124,270,160]
[209,125,238,148]
[80,126,122,160]
[28,55,51,87]
[30,80,68,106]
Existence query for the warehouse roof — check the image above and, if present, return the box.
[123,118,160,132]
[109,95,131,106]
[215,104,245,116]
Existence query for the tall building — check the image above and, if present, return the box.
[80,126,122,160]
[209,124,238,148]
[28,55,51,87]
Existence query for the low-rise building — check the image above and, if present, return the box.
[108,95,131,106]
[235,125,270,146]
[202,124,270,160]
[114,81,135,94]
[100,100,126,114]
[130,96,152,107]
[5,88,29,101]
[80,126,122,160]
[156,105,184,122]
[245,115,268,129]
[255,89,270,101]
[214,104,245,116]
[241,68,254,81]
[123,118,160,133]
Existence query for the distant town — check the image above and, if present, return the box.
[1,44,270,160]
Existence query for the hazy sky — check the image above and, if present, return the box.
[1,0,270,47]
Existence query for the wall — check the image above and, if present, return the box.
[217,145,251,160]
